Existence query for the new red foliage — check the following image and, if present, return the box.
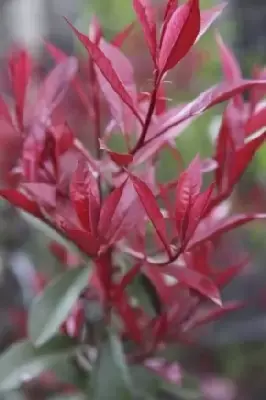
[1,0,266,388]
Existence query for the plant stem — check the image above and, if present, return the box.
[131,71,159,155]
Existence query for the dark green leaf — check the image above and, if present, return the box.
[28,266,91,346]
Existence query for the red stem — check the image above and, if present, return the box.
[131,70,159,155]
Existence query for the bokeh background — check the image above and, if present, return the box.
[1,0,266,399]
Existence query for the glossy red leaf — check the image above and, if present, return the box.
[134,80,266,165]
[98,182,124,237]
[229,130,266,187]
[133,0,157,63]
[164,0,178,23]
[0,189,42,218]
[186,184,214,241]
[9,49,32,130]
[111,22,135,48]
[56,215,100,256]
[95,38,138,133]
[160,0,178,49]
[164,266,222,306]
[66,20,143,126]
[129,174,171,257]
[159,0,200,74]
[175,155,202,239]
[70,159,100,235]
[189,213,266,250]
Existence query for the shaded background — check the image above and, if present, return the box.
[1,0,266,399]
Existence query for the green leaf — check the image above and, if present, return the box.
[0,336,79,392]
[50,359,87,391]
[88,330,133,400]
[28,266,91,346]
[19,210,85,259]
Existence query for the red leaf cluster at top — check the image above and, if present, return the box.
[1,0,266,374]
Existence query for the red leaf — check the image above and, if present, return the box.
[70,159,100,235]
[216,33,241,82]
[229,130,266,187]
[159,0,200,74]
[164,266,222,306]
[98,182,125,237]
[164,0,178,22]
[189,301,244,329]
[175,155,202,239]
[115,262,142,296]
[0,97,13,126]
[56,215,100,256]
[23,57,78,181]
[66,20,143,126]
[134,80,266,165]
[96,39,138,133]
[112,289,144,344]
[129,174,171,257]
[111,22,135,48]
[44,41,66,63]
[0,189,42,218]
[9,48,32,130]
[133,0,157,63]
[214,110,235,192]
[160,0,178,48]
[189,213,266,250]
[24,183,56,209]
[214,258,248,289]
[197,3,226,43]
[246,107,266,135]
[99,139,133,166]
[186,184,214,240]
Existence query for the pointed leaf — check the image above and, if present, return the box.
[133,0,157,63]
[66,20,142,126]
[229,131,266,187]
[0,336,79,391]
[159,0,200,74]
[196,3,226,43]
[70,159,100,234]
[214,258,248,289]
[112,22,135,48]
[28,266,91,346]
[160,0,178,48]
[0,189,42,218]
[9,49,32,130]
[216,33,241,82]
[129,174,171,257]
[135,80,266,165]
[175,155,202,238]
[189,213,266,249]
[164,266,222,306]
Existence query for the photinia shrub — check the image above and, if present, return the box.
[0,0,266,398]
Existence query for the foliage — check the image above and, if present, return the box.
[0,0,266,398]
